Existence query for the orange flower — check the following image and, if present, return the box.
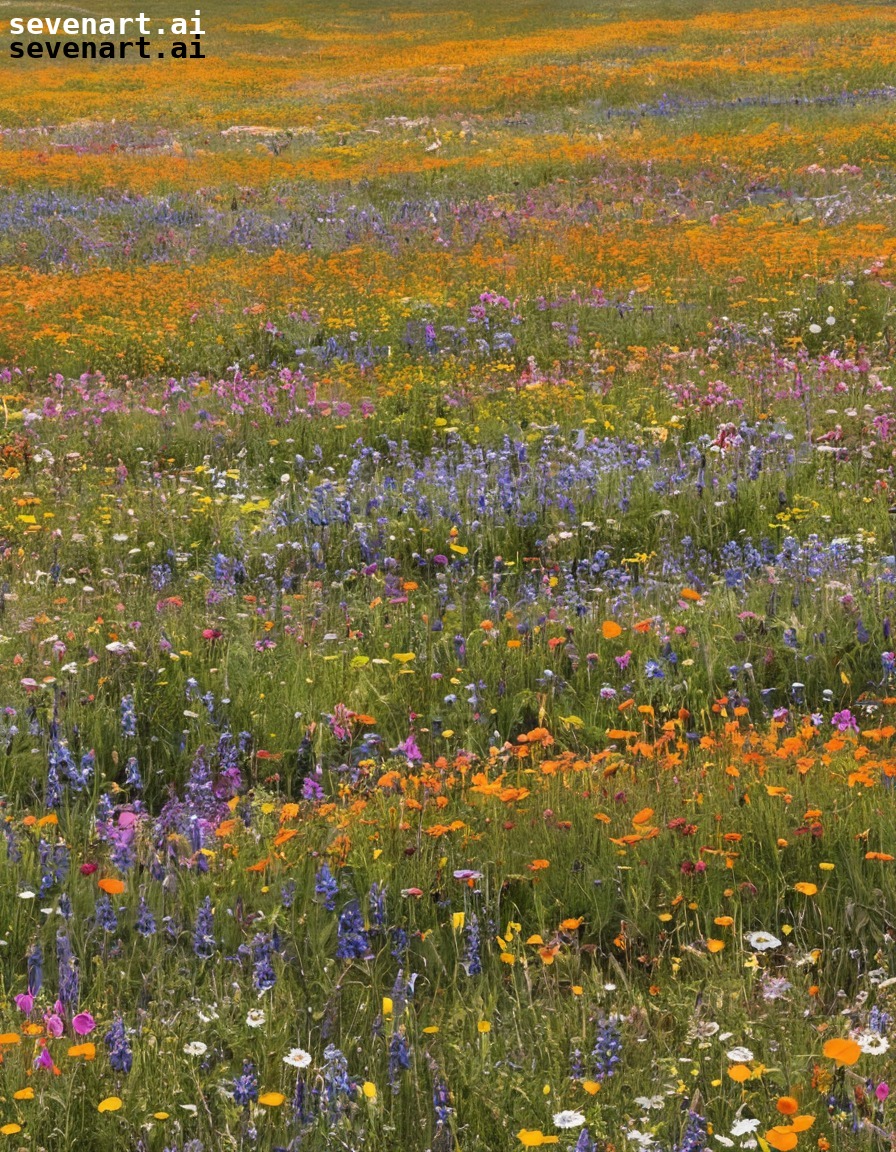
[528,859,550,871]
[601,620,623,639]
[822,1038,861,1066]
[777,1096,799,1116]
[765,1127,798,1152]
[680,588,703,601]
[97,878,125,895]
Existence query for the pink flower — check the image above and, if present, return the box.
[44,1013,64,1037]
[14,992,34,1014]
[72,1012,95,1036]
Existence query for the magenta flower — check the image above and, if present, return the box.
[877,1082,889,1103]
[72,1012,96,1036]
[14,992,34,1014]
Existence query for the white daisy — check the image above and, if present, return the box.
[855,1031,889,1056]
[744,931,781,951]
[183,1041,207,1056]
[553,1110,586,1129]
[726,1046,754,1062]
[246,1009,266,1028]
[730,1119,761,1137]
[634,1095,665,1111]
[283,1047,313,1069]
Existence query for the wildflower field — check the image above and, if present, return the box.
[1,0,896,1149]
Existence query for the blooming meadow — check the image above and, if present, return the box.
[0,0,895,1149]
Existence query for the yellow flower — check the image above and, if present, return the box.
[362,1082,377,1100]
[12,1088,33,1101]
[794,882,818,896]
[258,1093,285,1107]
[518,1131,559,1147]
[477,1021,491,1033]
[98,1097,123,1113]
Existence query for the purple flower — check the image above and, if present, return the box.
[832,708,858,733]
[394,733,422,762]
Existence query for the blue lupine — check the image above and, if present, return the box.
[27,943,43,995]
[368,880,387,931]
[388,1029,411,1093]
[232,1060,258,1106]
[433,1079,452,1126]
[252,932,276,993]
[463,913,482,976]
[120,695,137,738]
[105,1016,133,1074]
[315,863,339,911]
[136,896,157,938]
[335,900,372,961]
[124,756,143,790]
[676,1110,708,1152]
[591,1015,621,1081]
[192,896,216,959]
[56,933,79,1007]
[321,1044,354,1119]
[95,896,118,933]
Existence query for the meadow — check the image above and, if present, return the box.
[0,0,895,1149]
